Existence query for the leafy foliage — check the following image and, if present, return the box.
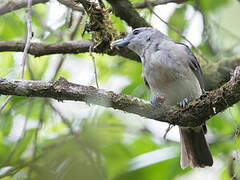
[0,0,240,179]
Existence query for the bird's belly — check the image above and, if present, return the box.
[144,66,202,105]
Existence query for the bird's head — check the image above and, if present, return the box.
[111,27,169,56]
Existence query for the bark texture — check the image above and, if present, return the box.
[1,66,240,127]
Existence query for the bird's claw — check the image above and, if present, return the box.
[179,98,189,108]
[0,78,6,82]
[151,94,165,107]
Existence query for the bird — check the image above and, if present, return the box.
[111,27,213,169]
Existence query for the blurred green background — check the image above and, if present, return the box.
[0,0,240,179]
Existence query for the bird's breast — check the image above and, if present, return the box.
[142,57,202,105]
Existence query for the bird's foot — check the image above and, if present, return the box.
[179,98,189,108]
[200,92,207,100]
[0,78,6,82]
[151,94,165,107]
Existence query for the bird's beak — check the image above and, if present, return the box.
[111,38,130,47]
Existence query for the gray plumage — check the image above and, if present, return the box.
[111,27,213,169]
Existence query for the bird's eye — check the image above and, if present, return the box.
[133,30,140,35]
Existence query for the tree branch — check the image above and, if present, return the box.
[0,40,93,57]
[21,0,33,79]
[0,66,240,127]
[0,40,240,91]
[0,0,85,16]
[0,40,139,61]
[0,0,34,112]
[0,0,49,16]
[56,0,84,11]
[106,0,150,28]
[134,0,188,9]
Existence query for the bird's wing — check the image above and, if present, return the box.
[176,43,205,91]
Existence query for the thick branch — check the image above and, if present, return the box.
[0,40,139,61]
[0,67,240,127]
[0,0,49,16]
[0,40,240,91]
[134,0,188,9]
[106,0,150,28]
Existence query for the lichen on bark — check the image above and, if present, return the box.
[74,0,119,53]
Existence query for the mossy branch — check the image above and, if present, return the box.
[1,40,240,91]
[74,0,119,52]
[1,66,240,127]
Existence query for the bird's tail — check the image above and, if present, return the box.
[179,126,213,169]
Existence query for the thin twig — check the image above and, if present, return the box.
[69,11,85,40]
[0,0,33,113]
[51,55,66,80]
[27,58,35,80]
[0,96,12,113]
[21,0,33,79]
[33,101,46,157]
[51,12,85,81]
[163,124,174,139]
[27,100,46,178]
[32,9,62,38]
[48,102,73,132]
[89,46,99,88]
[197,6,217,56]
[146,3,209,63]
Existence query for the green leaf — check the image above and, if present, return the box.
[121,83,149,99]
[129,134,159,156]
[53,69,70,81]
[0,13,25,40]
[116,157,190,180]
[0,144,11,162]
[199,0,230,13]
[208,109,236,135]
[211,141,234,156]
[0,52,14,77]
[111,14,127,32]
[28,56,49,80]
[102,143,132,179]
[221,167,232,180]
[10,129,35,164]
[168,5,187,41]
[0,112,13,137]
[27,99,49,120]
[82,110,125,147]
[34,138,105,180]
[197,43,216,62]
